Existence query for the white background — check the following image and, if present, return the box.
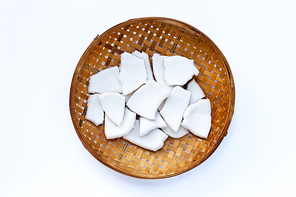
[1,0,296,196]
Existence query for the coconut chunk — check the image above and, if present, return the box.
[132,51,154,81]
[127,80,171,120]
[164,56,199,86]
[124,91,134,103]
[85,94,104,126]
[160,86,191,132]
[119,52,147,95]
[182,98,211,139]
[99,93,125,126]
[139,111,167,137]
[187,79,205,104]
[104,108,136,139]
[157,99,166,111]
[88,66,122,94]
[123,120,168,151]
[152,54,174,90]
[162,125,189,139]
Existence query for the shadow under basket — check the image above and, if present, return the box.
[69,17,235,179]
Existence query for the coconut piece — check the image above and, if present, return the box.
[127,80,171,120]
[164,56,199,86]
[152,54,174,90]
[99,93,125,126]
[139,111,167,137]
[123,120,168,151]
[182,98,211,139]
[160,86,191,132]
[88,66,122,94]
[119,52,147,95]
[157,99,166,111]
[85,94,104,126]
[124,91,134,103]
[132,51,154,81]
[187,79,205,104]
[162,125,189,138]
[104,108,136,139]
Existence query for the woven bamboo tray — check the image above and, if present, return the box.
[69,17,235,179]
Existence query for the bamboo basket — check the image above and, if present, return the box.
[69,17,235,179]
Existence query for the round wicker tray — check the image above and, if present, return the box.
[69,17,235,179]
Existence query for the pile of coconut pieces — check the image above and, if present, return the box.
[85,51,211,152]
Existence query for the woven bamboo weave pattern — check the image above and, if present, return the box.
[69,17,235,179]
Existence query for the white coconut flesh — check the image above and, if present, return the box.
[85,94,104,126]
[88,66,122,94]
[157,98,166,111]
[104,108,136,139]
[187,79,205,105]
[132,50,154,81]
[99,92,125,126]
[119,52,147,95]
[164,56,199,86]
[127,80,171,120]
[139,111,167,137]
[182,98,212,139]
[123,120,168,152]
[162,125,189,139]
[160,86,191,132]
[152,54,174,90]
[124,91,134,103]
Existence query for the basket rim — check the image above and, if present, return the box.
[69,17,235,179]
